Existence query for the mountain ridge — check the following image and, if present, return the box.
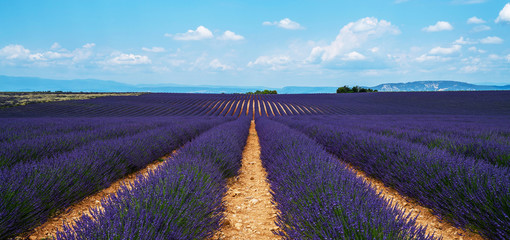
[1,75,509,93]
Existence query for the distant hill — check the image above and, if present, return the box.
[372,81,510,92]
[1,76,509,93]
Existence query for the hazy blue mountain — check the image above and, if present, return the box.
[372,81,510,92]
[1,76,509,93]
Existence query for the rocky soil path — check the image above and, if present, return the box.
[213,121,279,240]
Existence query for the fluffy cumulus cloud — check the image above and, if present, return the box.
[142,47,165,53]
[467,16,486,24]
[263,18,303,30]
[105,53,151,65]
[422,21,454,32]
[218,30,244,40]
[247,55,291,70]
[415,44,462,63]
[342,51,366,61]
[209,59,232,70]
[496,3,510,23]
[0,44,31,60]
[429,45,461,55]
[480,36,503,44]
[308,17,399,63]
[167,26,213,40]
[0,43,95,63]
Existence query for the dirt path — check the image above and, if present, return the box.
[341,161,483,240]
[213,121,279,240]
[23,151,178,240]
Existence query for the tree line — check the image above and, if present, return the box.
[246,90,278,94]
[336,85,377,93]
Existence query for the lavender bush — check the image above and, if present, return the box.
[275,117,510,239]
[56,117,250,239]
[0,117,228,239]
[256,117,437,240]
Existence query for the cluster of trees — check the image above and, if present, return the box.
[246,90,278,94]
[336,85,377,93]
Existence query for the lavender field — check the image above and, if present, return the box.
[1,91,509,239]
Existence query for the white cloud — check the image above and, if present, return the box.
[370,47,379,53]
[0,43,96,64]
[247,55,291,70]
[488,54,501,60]
[429,45,462,55]
[168,26,213,40]
[460,65,479,73]
[82,43,95,48]
[422,21,454,32]
[308,17,399,62]
[415,54,451,62]
[218,30,244,40]
[0,44,31,59]
[467,16,486,24]
[263,18,303,30]
[41,51,73,60]
[506,54,510,62]
[342,51,366,61]
[468,46,486,53]
[142,47,165,53]
[50,42,62,50]
[496,3,510,23]
[480,36,503,44]
[209,59,232,70]
[106,53,151,65]
[472,25,491,32]
[454,37,476,45]
[71,46,94,62]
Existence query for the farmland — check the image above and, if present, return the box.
[0,92,142,109]
[0,91,509,240]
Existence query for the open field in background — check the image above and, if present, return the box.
[1,91,509,239]
[1,91,510,118]
[0,92,143,109]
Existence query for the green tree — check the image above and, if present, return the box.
[336,85,377,94]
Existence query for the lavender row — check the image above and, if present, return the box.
[3,91,508,118]
[256,117,435,240]
[0,117,229,239]
[0,118,184,168]
[365,125,510,168]
[0,118,112,143]
[345,115,510,146]
[294,115,510,168]
[275,117,510,239]
[56,117,250,239]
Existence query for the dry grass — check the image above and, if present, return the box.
[0,92,143,108]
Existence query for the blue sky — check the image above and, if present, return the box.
[1,0,509,87]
